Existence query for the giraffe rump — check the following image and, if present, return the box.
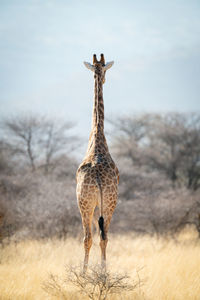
[98,216,105,240]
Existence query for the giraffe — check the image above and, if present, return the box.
[76,54,119,272]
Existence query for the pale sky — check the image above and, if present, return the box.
[0,0,200,142]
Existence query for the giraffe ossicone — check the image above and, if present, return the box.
[76,53,119,272]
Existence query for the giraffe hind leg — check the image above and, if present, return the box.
[99,202,117,271]
[81,212,94,273]
[92,206,100,236]
[99,215,112,271]
[83,225,92,273]
[99,228,108,271]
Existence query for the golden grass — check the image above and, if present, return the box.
[0,227,200,299]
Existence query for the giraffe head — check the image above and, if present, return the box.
[84,54,114,84]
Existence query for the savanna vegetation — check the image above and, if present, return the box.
[0,230,200,299]
[0,112,200,299]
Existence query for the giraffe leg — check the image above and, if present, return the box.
[100,234,108,270]
[82,214,93,273]
[99,189,117,271]
[99,215,112,271]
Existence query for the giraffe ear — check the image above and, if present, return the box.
[104,61,114,71]
[84,62,95,71]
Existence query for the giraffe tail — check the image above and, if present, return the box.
[98,216,105,240]
[96,173,106,240]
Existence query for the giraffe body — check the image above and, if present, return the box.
[76,54,119,272]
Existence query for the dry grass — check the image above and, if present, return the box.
[0,227,200,299]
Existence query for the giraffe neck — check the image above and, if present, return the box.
[86,74,108,154]
[93,74,104,131]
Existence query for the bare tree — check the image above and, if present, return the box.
[0,114,79,173]
[147,113,200,189]
[43,265,140,300]
[38,119,79,174]
[109,114,152,168]
[110,112,200,191]
[1,115,41,171]
[146,113,186,187]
